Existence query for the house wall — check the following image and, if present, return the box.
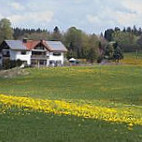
[0,53,2,66]
[48,52,64,66]
[0,49,65,67]
[2,49,10,54]
[46,51,50,66]
[0,49,10,67]
[10,50,32,65]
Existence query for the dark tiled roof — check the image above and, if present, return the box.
[5,40,27,50]
[4,40,67,52]
[45,41,67,52]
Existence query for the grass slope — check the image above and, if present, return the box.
[0,66,142,142]
[0,66,142,105]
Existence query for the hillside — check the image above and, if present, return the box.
[0,66,142,142]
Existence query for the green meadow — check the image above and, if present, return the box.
[0,65,142,142]
[0,66,142,105]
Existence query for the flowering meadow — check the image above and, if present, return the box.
[0,94,142,126]
[0,65,142,141]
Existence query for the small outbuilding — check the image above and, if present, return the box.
[69,58,76,62]
[69,58,79,65]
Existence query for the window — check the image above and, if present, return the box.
[35,46,45,50]
[21,51,26,55]
[3,51,10,57]
[53,52,61,56]
[49,60,55,65]
[3,51,9,55]
[40,60,47,65]
[31,60,36,65]
[32,51,46,56]
[56,60,62,66]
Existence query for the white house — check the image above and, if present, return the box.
[0,39,67,67]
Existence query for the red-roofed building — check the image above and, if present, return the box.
[0,39,67,67]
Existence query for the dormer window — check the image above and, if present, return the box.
[53,52,61,56]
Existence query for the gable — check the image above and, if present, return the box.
[33,42,48,51]
[23,40,40,50]
[0,41,10,52]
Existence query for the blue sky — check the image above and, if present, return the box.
[0,0,142,34]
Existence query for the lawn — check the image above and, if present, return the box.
[121,52,142,65]
[0,65,142,142]
[0,66,142,105]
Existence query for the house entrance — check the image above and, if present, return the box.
[31,59,47,67]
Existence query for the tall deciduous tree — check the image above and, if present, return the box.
[112,31,138,52]
[86,34,99,63]
[87,47,97,63]
[64,27,83,58]
[0,18,13,43]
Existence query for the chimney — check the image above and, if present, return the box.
[23,38,28,43]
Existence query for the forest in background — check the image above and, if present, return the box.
[0,18,142,62]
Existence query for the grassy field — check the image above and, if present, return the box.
[0,65,142,142]
[121,52,142,65]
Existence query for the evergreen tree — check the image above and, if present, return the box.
[104,42,114,59]
[138,28,142,36]
[123,28,126,32]
[132,25,139,36]
[51,26,62,41]
[113,42,123,62]
[126,27,132,33]
[114,27,120,32]
[104,29,114,41]
[104,42,123,62]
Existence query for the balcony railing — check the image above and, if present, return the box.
[3,54,10,58]
[31,55,48,59]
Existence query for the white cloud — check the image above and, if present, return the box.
[122,0,142,14]
[1,0,142,33]
[111,0,142,26]
[9,2,25,11]
[87,15,100,24]
[8,11,54,24]
[114,11,137,26]
[86,2,142,29]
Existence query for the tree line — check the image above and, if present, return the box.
[1,18,142,63]
[13,26,105,62]
[104,26,142,52]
